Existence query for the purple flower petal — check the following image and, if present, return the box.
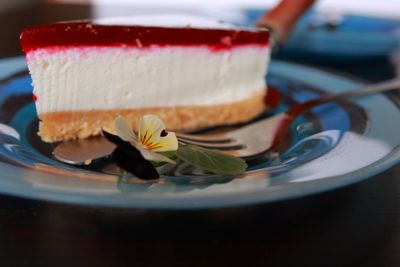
[160,129,168,137]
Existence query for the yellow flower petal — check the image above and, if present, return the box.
[115,116,137,142]
[138,114,165,142]
[150,132,178,152]
[138,114,178,152]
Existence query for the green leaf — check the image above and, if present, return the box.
[150,151,177,167]
[160,151,177,159]
[176,144,247,176]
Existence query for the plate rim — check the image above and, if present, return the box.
[0,56,399,209]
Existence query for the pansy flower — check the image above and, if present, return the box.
[103,115,178,179]
[103,114,248,180]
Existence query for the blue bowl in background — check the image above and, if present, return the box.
[246,9,400,62]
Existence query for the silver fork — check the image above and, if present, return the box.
[53,78,400,164]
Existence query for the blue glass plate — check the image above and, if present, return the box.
[0,56,399,209]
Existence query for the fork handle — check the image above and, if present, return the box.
[287,77,400,118]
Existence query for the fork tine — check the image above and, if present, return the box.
[176,132,232,143]
[178,138,243,149]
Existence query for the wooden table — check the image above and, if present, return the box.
[1,3,399,266]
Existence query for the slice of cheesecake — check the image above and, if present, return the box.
[21,15,270,142]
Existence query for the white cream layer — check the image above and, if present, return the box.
[93,14,265,32]
[94,14,238,29]
[27,45,270,115]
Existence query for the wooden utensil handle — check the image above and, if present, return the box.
[256,0,316,43]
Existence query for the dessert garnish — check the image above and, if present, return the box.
[103,115,247,180]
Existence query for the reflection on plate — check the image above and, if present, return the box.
[0,56,399,209]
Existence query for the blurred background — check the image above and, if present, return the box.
[1,2,400,266]
[1,0,400,80]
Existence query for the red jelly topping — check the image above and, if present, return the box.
[32,93,37,102]
[20,22,269,53]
